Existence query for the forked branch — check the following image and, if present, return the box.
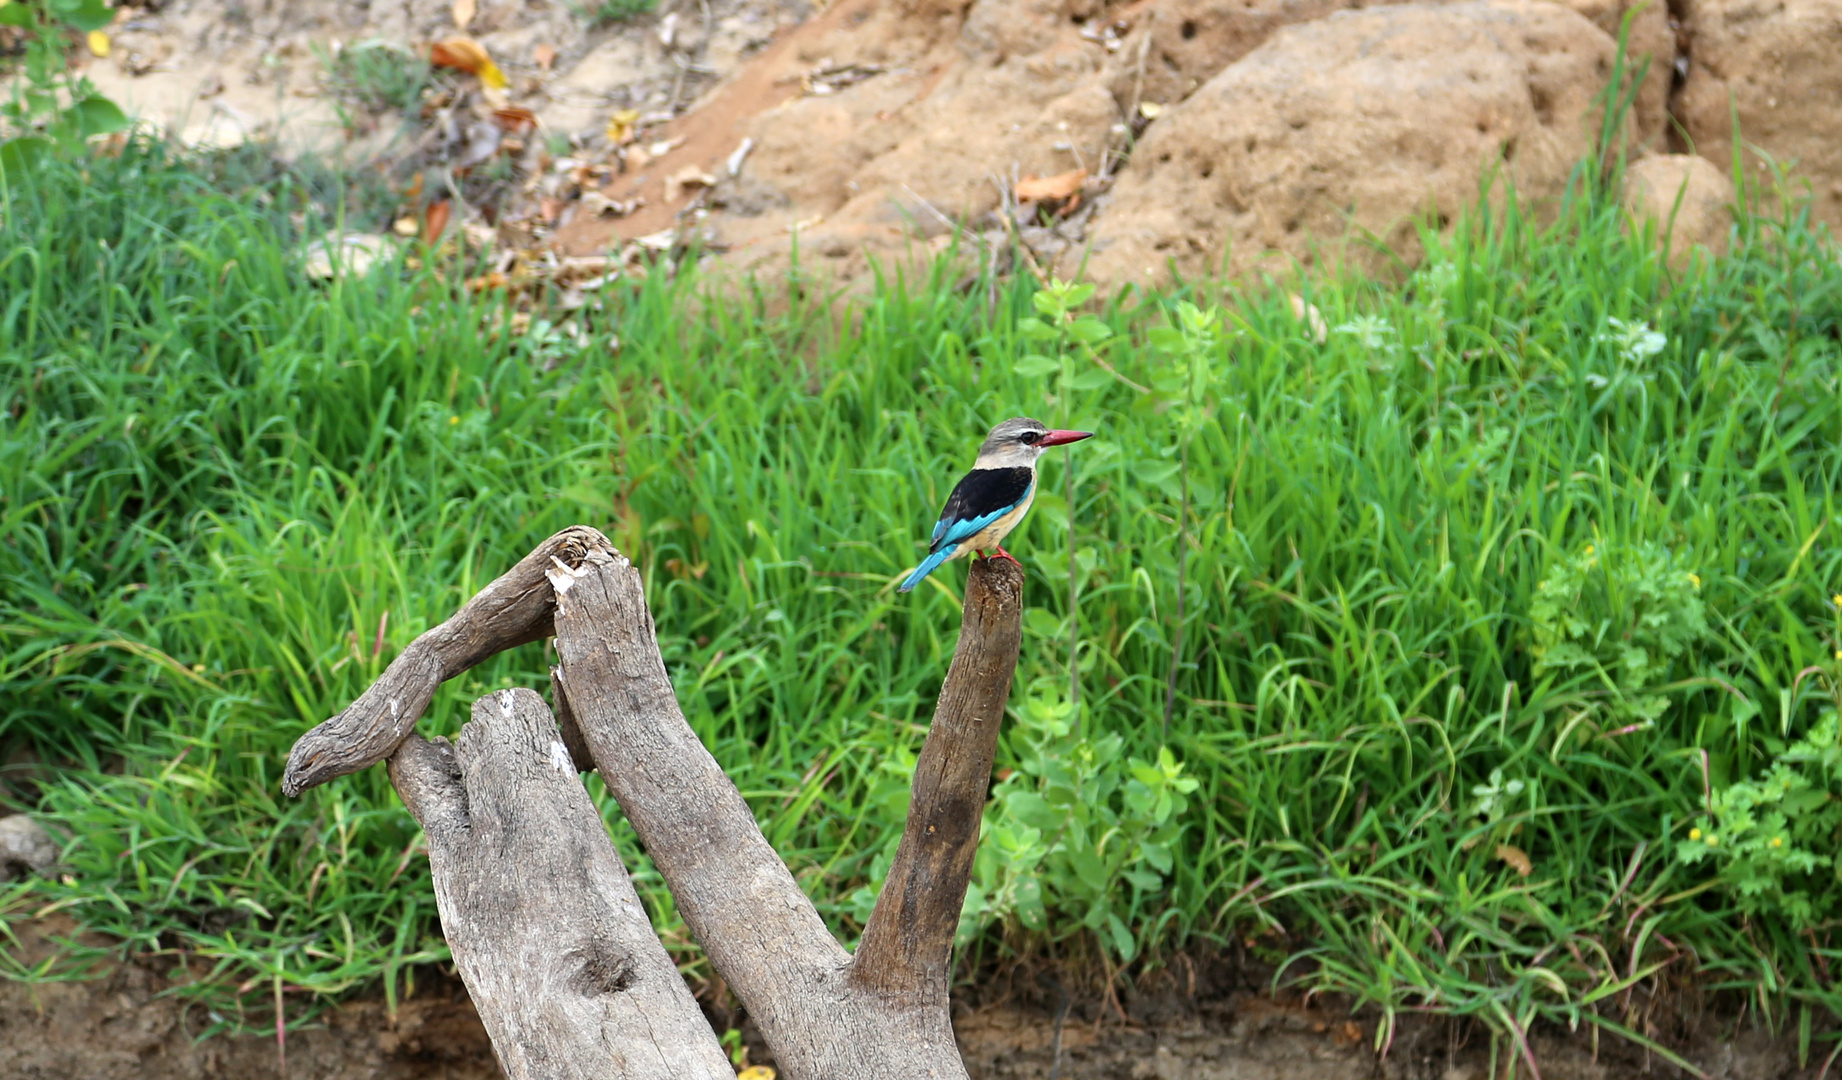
[284,527,1026,1077]
[282,526,606,796]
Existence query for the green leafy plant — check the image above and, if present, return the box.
[961,677,1200,961]
[0,0,129,174]
[1530,539,1710,728]
[1680,709,1842,929]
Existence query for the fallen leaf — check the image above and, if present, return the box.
[538,196,563,222]
[1494,843,1533,877]
[663,164,715,202]
[430,37,508,90]
[451,0,475,29]
[1015,168,1086,203]
[534,43,557,70]
[605,108,641,145]
[493,106,537,135]
[1138,101,1163,119]
[737,1068,776,1080]
[392,216,420,237]
[87,30,110,57]
[422,199,452,245]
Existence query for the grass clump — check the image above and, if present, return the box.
[3,134,1842,1064]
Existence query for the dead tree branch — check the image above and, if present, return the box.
[285,526,1028,1077]
[283,525,605,796]
[851,556,1023,1000]
[387,687,732,1079]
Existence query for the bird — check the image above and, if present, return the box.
[897,417,1094,593]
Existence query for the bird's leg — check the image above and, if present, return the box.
[990,545,1021,566]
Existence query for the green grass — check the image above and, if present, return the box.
[3,137,1842,1060]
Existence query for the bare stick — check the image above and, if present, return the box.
[852,556,1024,1001]
[282,525,607,797]
[387,688,732,1080]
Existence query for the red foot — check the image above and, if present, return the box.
[989,546,1021,566]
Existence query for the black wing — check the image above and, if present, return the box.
[929,467,1034,553]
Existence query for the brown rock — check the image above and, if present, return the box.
[1675,0,1842,230]
[1073,0,1627,292]
[1552,0,1673,145]
[1623,153,1736,265]
[1099,0,1668,142]
[1098,0,1365,113]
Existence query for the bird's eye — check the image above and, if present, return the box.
[1020,431,1042,445]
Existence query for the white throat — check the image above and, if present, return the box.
[973,444,1042,471]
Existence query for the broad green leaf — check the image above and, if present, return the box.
[1012,354,1059,378]
[54,0,116,31]
[0,136,53,178]
[71,95,130,137]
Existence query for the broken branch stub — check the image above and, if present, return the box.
[282,525,610,797]
[387,688,732,1080]
[852,556,1024,1001]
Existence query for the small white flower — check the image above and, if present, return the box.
[1334,314,1397,352]
[1595,317,1667,364]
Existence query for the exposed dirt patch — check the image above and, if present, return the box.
[0,918,1814,1080]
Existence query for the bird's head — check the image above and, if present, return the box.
[976,417,1094,467]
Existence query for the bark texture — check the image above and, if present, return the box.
[284,526,605,796]
[388,688,732,1080]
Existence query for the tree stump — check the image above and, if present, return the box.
[283,526,1025,1078]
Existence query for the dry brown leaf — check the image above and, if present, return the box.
[1494,843,1533,877]
[422,199,452,245]
[663,164,716,202]
[493,106,538,134]
[451,0,476,29]
[1015,168,1087,202]
[533,43,557,70]
[429,37,508,89]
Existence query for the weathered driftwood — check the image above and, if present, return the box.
[283,526,606,797]
[287,525,1026,1078]
[550,542,1022,1077]
[387,688,732,1080]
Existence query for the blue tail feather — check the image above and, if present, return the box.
[898,545,957,592]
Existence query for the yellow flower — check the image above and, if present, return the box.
[1689,573,1701,589]
[1706,834,1719,847]
[1688,827,1702,841]
[449,415,460,425]
[1832,594,1842,608]
[87,30,110,58]
[1584,545,1595,556]
[1770,836,1784,848]
[1835,650,1842,661]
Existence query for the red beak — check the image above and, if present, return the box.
[1038,429,1094,447]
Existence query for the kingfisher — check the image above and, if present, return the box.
[897,417,1094,593]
